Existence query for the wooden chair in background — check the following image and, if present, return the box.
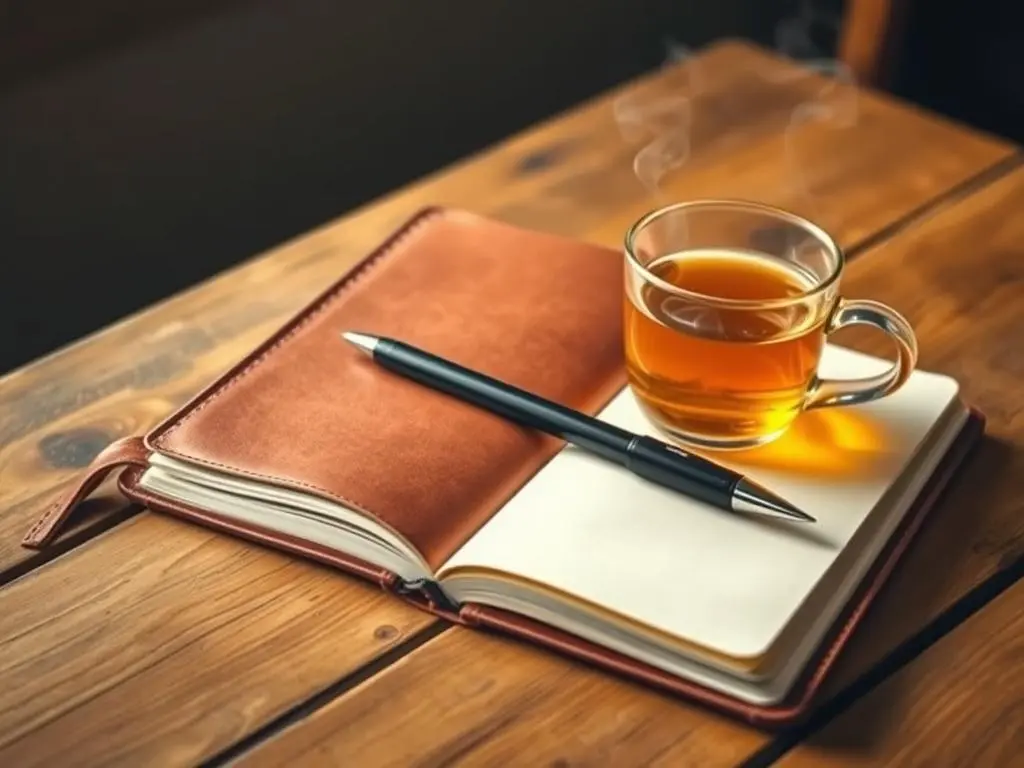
[838,0,910,88]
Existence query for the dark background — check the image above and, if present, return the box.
[1,0,1020,374]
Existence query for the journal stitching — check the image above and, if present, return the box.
[27,211,448,544]
[147,208,447,515]
[153,209,440,444]
[26,439,148,542]
[144,208,625,525]
[27,499,71,541]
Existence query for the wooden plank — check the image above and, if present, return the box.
[236,627,771,768]
[0,39,1014,581]
[230,166,1024,767]
[0,514,435,767]
[777,579,1024,767]
[0,40,1015,766]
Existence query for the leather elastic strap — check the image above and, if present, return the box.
[21,436,150,549]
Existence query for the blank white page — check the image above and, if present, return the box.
[439,345,961,660]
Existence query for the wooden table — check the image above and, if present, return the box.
[1,40,1021,767]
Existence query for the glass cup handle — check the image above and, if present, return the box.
[805,298,919,410]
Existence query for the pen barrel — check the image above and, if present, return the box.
[624,436,738,507]
[375,339,633,460]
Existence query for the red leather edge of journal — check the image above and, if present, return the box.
[115,405,984,728]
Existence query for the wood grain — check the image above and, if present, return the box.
[233,167,1024,767]
[0,40,1013,580]
[0,40,1016,766]
[0,514,434,768]
[238,627,769,768]
[778,580,1024,767]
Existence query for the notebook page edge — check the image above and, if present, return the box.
[752,398,969,701]
[141,452,431,576]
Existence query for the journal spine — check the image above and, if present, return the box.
[394,577,461,614]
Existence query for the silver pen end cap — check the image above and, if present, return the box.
[341,331,379,355]
[733,478,816,523]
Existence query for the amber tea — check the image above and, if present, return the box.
[624,201,918,450]
[625,249,828,446]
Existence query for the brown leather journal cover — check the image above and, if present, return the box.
[22,206,984,728]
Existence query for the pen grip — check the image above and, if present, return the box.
[624,436,738,507]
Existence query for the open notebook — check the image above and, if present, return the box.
[22,207,980,725]
[136,345,967,706]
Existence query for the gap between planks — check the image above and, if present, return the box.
[0,501,141,589]
[742,553,1024,768]
[843,153,1024,258]
[198,620,451,768]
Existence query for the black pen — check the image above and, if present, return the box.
[341,332,814,524]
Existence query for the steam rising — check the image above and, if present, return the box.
[613,0,857,225]
[612,48,702,199]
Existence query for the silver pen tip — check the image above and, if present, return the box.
[732,478,816,523]
[341,331,379,355]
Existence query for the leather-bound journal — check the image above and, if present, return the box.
[23,207,983,726]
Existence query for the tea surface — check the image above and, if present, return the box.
[625,249,825,447]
